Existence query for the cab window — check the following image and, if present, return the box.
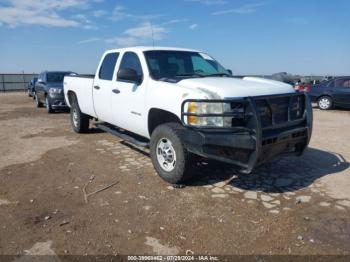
[99,52,119,80]
[118,52,143,82]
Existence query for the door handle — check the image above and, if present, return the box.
[94,85,100,90]
[112,89,120,94]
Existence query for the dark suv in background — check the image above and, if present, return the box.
[27,76,38,98]
[35,71,76,113]
[308,76,350,110]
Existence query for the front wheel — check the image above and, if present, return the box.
[318,96,333,110]
[150,123,194,184]
[35,93,43,108]
[46,96,54,113]
[70,100,89,133]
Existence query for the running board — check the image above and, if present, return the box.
[96,123,149,148]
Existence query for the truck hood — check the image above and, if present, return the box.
[176,76,295,99]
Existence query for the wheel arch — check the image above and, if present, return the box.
[67,90,78,107]
[148,108,182,137]
[317,93,333,101]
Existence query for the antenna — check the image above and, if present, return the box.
[150,23,155,48]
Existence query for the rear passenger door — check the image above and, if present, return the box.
[333,78,350,105]
[93,52,119,123]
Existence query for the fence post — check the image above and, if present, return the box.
[2,74,5,92]
[22,71,26,93]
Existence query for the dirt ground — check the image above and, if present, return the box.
[0,92,350,257]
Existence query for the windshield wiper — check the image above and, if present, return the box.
[174,73,205,78]
[203,73,231,77]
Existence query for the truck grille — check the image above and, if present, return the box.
[254,94,305,129]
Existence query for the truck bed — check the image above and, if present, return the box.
[64,74,96,118]
[68,74,95,79]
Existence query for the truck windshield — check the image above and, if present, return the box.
[144,51,230,80]
[47,72,70,83]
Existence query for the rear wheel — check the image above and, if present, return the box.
[35,93,43,108]
[150,123,194,184]
[70,99,89,133]
[318,96,332,110]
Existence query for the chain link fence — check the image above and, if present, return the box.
[0,73,37,92]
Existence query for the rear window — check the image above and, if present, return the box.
[99,52,119,80]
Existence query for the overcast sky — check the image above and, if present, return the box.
[0,0,349,75]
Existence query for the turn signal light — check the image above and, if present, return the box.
[187,102,198,125]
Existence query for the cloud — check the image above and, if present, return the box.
[125,22,166,40]
[78,37,100,44]
[106,36,139,47]
[213,3,266,15]
[189,23,198,30]
[162,18,188,25]
[106,22,167,47]
[92,10,107,17]
[111,5,161,21]
[72,13,97,29]
[0,0,103,28]
[187,0,226,5]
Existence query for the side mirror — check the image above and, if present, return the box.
[227,69,233,76]
[117,68,141,84]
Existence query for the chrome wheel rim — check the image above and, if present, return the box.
[156,138,176,172]
[72,108,79,127]
[46,97,49,110]
[319,98,330,109]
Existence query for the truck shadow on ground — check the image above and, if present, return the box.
[188,148,349,193]
[85,127,106,134]
[313,106,350,112]
[97,134,348,193]
[333,108,350,112]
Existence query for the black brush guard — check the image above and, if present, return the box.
[180,92,313,174]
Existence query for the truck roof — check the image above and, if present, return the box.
[106,46,201,53]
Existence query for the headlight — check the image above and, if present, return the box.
[185,102,232,127]
[49,88,62,94]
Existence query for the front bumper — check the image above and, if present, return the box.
[48,94,69,109]
[180,93,312,173]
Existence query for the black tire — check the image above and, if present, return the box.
[70,99,89,133]
[35,93,43,108]
[317,96,333,110]
[46,96,54,113]
[150,122,194,184]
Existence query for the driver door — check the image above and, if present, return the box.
[111,51,147,136]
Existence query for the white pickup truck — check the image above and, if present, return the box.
[64,46,312,184]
